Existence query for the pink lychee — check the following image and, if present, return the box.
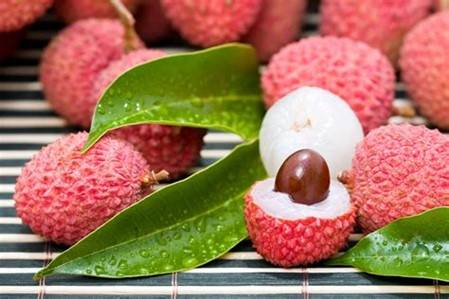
[399,11,449,130]
[14,132,152,245]
[342,124,449,233]
[161,0,262,47]
[262,36,395,134]
[243,0,307,62]
[55,0,138,23]
[0,0,53,32]
[135,0,174,44]
[320,0,433,64]
[40,19,141,128]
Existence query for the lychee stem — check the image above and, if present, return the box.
[109,0,139,53]
[392,101,416,118]
[142,170,170,186]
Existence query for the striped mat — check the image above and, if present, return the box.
[0,8,445,299]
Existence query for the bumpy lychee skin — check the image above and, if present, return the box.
[55,0,138,23]
[345,124,449,233]
[245,178,355,267]
[0,0,53,32]
[40,19,140,128]
[110,125,206,179]
[161,0,262,47]
[93,49,206,178]
[14,132,150,245]
[400,12,449,130]
[243,0,307,62]
[320,0,432,64]
[262,37,395,134]
[136,0,174,44]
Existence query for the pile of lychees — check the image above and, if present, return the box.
[4,0,449,270]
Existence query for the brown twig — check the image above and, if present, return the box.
[109,0,139,53]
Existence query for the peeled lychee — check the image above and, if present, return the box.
[14,132,153,245]
[399,11,449,130]
[245,150,355,267]
[93,49,206,178]
[262,37,395,134]
[260,87,363,178]
[342,124,449,233]
[243,0,307,62]
[40,19,140,128]
[135,0,174,44]
[55,0,138,23]
[0,0,53,32]
[161,0,262,47]
[320,0,433,64]
[0,31,25,61]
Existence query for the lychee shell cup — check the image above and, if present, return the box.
[244,179,356,267]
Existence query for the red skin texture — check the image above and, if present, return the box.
[347,124,449,233]
[55,0,138,23]
[93,49,206,178]
[320,0,432,64]
[161,0,262,47]
[243,0,307,62]
[0,0,53,32]
[14,132,150,245]
[245,182,355,267]
[262,36,395,134]
[400,12,449,129]
[136,0,174,44]
[0,30,25,61]
[40,19,142,128]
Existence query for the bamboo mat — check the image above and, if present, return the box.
[0,7,445,299]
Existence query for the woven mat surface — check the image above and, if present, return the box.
[0,6,445,299]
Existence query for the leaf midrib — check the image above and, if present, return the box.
[43,190,247,276]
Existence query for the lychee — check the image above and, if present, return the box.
[14,132,163,245]
[0,0,53,32]
[40,19,141,128]
[399,11,449,130]
[161,0,262,47]
[93,49,206,178]
[245,149,355,267]
[243,0,307,62]
[259,87,363,178]
[262,36,395,134]
[341,124,449,233]
[135,0,174,44]
[320,0,433,64]
[55,0,138,23]
[0,30,25,61]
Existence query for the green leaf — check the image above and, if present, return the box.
[326,207,449,282]
[83,43,263,152]
[35,140,266,279]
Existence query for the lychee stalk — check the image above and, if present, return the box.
[392,101,416,118]
[109,0,140,52]
[142,170,170,186]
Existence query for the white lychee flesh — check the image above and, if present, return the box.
[260,86,363,178]
[252,178,351,220]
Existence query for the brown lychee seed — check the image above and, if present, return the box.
[274,149,330,205]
